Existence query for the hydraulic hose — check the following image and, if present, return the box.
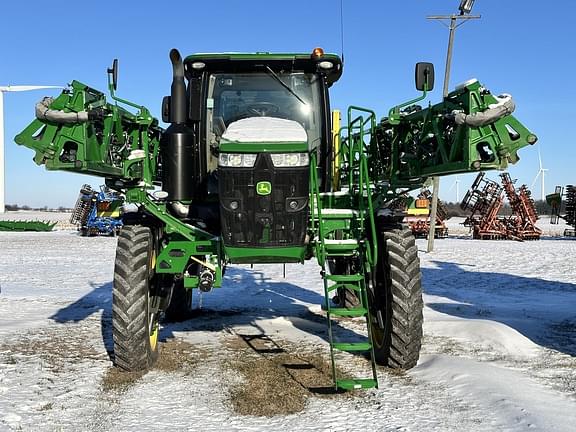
[452,94,515,127]
[35,97,89,124]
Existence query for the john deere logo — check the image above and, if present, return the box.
[256,181,272,195]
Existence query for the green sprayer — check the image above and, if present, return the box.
[15,47,536,390]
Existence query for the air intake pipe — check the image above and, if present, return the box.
[162,48,195,204]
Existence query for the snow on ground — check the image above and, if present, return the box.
[0,221,575,431]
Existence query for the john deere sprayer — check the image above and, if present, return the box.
[15,48,536,390]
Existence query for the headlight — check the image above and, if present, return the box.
[218,153,257,168]
[270,153,309,167]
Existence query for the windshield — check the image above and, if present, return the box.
[205,72,323,165]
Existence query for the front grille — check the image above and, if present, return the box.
[219,154,309,247]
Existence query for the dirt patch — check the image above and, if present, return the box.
[38,402,54,412]
[101,338,202,392]
[154,339,204,373]
[101,368,146,392]
[225,334,353,417]
[0,328,101,370]
[229,355,309,416]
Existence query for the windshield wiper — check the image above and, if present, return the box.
[264,66,307,106]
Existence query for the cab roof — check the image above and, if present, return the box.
[183,52,343,85]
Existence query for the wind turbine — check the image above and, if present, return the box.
[530,147,548,201]
[448,175,461,202]
[0,85,63,213]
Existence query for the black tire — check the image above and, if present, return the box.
[369,226,423,369]
[337,287,361,309]
[328,257,361,308]
[112,225,160,371]
[163,278,194,322]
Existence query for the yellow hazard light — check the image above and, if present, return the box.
[312,47,325,57]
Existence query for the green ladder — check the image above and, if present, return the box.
[319,211,379,391]
[310,152,379,391]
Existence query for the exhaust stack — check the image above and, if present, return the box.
[169,49,187,124]
[162,48,195,205]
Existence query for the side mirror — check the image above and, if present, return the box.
[415,62,434,91]
[107,59,119,91]
[162,96,171,123]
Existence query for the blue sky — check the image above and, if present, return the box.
[1,0,573,207]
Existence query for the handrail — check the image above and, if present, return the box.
[309,152,326,266]
[346,106,378,268]
[336,125,349,191]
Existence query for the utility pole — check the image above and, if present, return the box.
[426,0,480,252]
[0,85,62,213]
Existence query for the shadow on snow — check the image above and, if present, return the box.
[48,259,576,363]
[50,281,114,357]
[48,266,362,361]
[423,260,576,356]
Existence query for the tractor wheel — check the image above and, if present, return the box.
[328,257,361,308]
[164,278,194,322]
[336,287,361,309]
[369,226,423,369]
[112,225,160,371]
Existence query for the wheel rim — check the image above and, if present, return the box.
[149,312,159,351]
[371,321,385,349]
[368,258,389,351]
[148,237,159,351]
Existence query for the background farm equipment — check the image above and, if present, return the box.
[547,185,576,237]
[566,186,576,236]
[461,172,541,240]
[499,172,541,240]
[396,189,450,238]
[14,47,536,390]
[461,173,506,239]
[0,220,56,232]
[70,184,123,236]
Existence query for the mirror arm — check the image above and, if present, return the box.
[387,82,428,125]
[106,64,144,112]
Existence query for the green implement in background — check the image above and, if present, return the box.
[0,220,57,232]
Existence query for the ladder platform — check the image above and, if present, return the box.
[329,307,368,317]
[336,378,378,390]
[332,342,372,352]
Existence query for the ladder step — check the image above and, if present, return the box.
[336,378,378,390]
[325,274,363,282]
[332,342,372,352]
[314,208,358,219]
[329,307,367,317]
[327,283,361,293]
[324,239,358,245]
[323,239,359,254]
[319,190,350,197]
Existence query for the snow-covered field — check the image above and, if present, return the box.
[1,220,575,431]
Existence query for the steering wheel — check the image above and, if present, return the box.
[246,102,280,117]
